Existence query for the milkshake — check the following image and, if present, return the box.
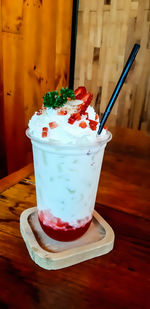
[27,87,111,241]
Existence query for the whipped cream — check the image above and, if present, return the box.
[28,99,107,145]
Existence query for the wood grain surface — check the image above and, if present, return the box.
[0,0,73,175]
[74,0,150,133]
[0,128,149,309]
[0,0,7,178]
[0,162,33,194]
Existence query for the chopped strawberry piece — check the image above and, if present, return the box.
[68,116,76,124]
[42,131,47,137]
[36,110,42,115]
[57,110,67,115]
[76,93,93,115]
[77,104,83,111]
[49,121,58,129]
[79,93,93,115]
[90,125,97,131]
[104,126,108,130]
[89,119,98,125]
[42,127,48,132]
[42,127,48,137]
[81,92,93,104]
[95,114,99,120]
[74,113,81,121]
[89,119,98,131]
[79,121,87,128]
[42,131,48,138]
[83,112,89,119]
[68,112,81,124]
[74,86,87,99]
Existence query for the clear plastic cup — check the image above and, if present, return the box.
[26,129,112,241]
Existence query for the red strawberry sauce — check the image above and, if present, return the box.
[38,210,92,241]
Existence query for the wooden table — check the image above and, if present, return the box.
[0,127,150,309]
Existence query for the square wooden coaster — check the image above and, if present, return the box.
[20,207,114,270]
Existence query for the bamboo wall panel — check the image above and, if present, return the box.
[0,0,73,175]
[74,0,150,132]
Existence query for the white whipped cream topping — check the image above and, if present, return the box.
[28,99,107,144]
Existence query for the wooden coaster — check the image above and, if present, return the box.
[20,207,115,270]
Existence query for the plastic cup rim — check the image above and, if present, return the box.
[26,128,112,150]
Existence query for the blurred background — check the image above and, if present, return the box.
[0,0,150,178]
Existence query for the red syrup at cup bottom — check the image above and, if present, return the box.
[38,211,92,242]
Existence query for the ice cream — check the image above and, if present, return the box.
[27,87,111,241]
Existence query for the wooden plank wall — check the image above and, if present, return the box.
[74,0,150,133]
[0,0,73,175]
[0,0,7,178]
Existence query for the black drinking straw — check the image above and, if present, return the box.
[97,43,140,135]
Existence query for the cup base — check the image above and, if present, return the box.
[38,217,92,242]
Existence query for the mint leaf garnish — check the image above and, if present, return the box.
[43,87,75,108]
